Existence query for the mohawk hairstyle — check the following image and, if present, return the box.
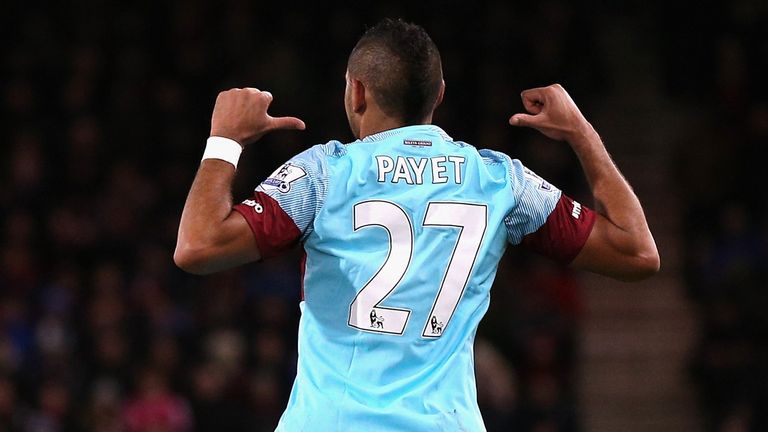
[348,18,443,124]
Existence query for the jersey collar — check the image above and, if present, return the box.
[358,125,453,143]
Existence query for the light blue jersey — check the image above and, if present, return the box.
[235,125,563,431]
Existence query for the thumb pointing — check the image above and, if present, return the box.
[271,116,306,131]
[509,113,537,127]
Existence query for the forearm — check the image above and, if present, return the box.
[571,129,641,225]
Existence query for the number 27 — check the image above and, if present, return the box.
[349,200,487,338]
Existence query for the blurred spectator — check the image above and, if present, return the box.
[475,338,518,430]
[122,368,192,432]
[190,361,253,431]
[0,376,19,428]
[21,380,76,432]
[83,378,123,432]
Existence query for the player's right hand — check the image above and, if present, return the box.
[508,84,595,146]
[210,88,306,146]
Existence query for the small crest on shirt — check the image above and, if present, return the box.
[403,139,432,147]
[261,163,307,193]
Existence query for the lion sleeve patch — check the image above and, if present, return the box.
[260,163,307,193]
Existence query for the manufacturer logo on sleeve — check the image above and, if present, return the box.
[261,163,307,193]
[571,201,582,219]
[242,199,264,213]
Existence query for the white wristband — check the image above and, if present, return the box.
[202,136,243,168]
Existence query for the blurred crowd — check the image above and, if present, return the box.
[2,1,764,431]
[664,2,768,431]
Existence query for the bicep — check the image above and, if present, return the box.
[505,158,658,280]
[196,210,262,274]
[569,213,658,281]
[174,209,260,275]
[197,187,307,274]
[215,210,263,264]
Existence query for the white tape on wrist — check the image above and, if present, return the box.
[202,136,243,168]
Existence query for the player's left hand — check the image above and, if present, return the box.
[508,84,595,145]
[210,88,306,146]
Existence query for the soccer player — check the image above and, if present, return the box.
[175,19,659,431]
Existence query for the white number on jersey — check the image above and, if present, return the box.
[348,200,487,337]
[349,201,413,335]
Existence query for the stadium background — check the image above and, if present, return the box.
[1,1,766,431]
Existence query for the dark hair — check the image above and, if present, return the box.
[348,18,443,124]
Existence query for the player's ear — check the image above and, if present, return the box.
[434,80,445,109]
[350,78,367,114]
